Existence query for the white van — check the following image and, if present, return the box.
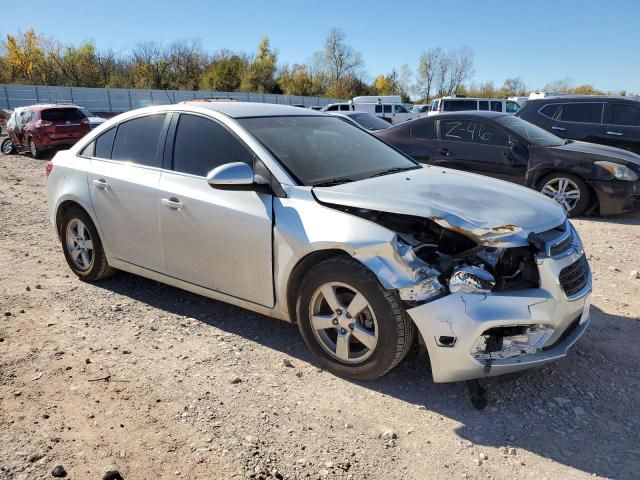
[428,97,521,116]
[351,96,417,124]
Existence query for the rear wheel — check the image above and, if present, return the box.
[1,137,14,155]
[539,172,590,217]
[60,207,115,281]
[29,138,43,159]
[296,257,415,380]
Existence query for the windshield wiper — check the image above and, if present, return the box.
[313,178,355,187]
[370,166,420,178]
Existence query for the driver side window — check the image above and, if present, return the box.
[172,114,253,177]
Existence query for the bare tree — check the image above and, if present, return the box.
[415,47,443,102]
[169,39,205,90]
[445,47,474,95]
[501,77,527,96]
[131,41,173,89]
[321,28,364,83]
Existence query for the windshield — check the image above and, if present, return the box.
[41,108,85,122]
[496,115,565,146]
[348,113,391,131]
[238,116,418,186]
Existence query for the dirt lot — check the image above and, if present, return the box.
[1,148,639,480]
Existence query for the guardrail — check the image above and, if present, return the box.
[0,84,344,112]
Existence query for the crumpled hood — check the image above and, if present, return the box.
[313,166,566,246]
[551,140,640,167]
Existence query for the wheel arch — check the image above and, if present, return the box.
[286,249,351,323]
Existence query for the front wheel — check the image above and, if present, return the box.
[539,172,590,217]
[1,137,15,155]
[296,257,415,380]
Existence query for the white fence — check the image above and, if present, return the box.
[0,84,344,112]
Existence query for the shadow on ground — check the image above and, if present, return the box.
[94,269,640,479]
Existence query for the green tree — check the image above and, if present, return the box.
[201,52,247,91]
[240,37,278,93]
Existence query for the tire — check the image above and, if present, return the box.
[538,172,590,217]
[296,256,415,380]
[29,138,43,159]
[60,207,115,281]
[1,137,15,155]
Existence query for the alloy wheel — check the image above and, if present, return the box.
[65,218,94,271]
[541,177,581,212]
[1,139,12,154]
[309,282,378,363]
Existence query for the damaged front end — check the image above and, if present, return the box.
[325,205,591,383]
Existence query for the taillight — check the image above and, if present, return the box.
[45,161,53,178]
[81,118,90,125]
[36,120,53,127]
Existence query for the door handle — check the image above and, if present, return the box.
[437,148,452,156]
[606,131,623,136]
[92,179,109,189]
[551,126,566,132]
[161,197,184,210]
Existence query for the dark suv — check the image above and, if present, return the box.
[516,96,640,155]
[1,104,91,158]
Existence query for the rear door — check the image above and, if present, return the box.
[432,117,512,178]
[552,102,607,144]
[602,102,640,154]
[86,113,169,272]
[158,113,274,307]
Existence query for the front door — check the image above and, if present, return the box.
[86,114,168,272]
[158,113,274,307]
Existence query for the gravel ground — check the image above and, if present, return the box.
[1,149,639,480]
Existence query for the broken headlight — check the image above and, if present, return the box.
[398,275,445,302]
[449,265,495,294]
[471,325,554,360]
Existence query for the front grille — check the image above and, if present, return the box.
[559,254,589,297]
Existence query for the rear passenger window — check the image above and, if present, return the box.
[560,103,604,123]
[375,105,382,113]
[490,101,503,112]
[326,105,338,111]
[443,100,477,112]
[539,104,560,119]
[411,121,434,139]
[111,114,166,167]
[172,114,253,177]
[383,105,392,113]
[95,127,116,159]
[611,103,640,127]
[340,105,351,111]
[479,101,489,111]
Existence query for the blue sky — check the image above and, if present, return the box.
[3,0,639,93]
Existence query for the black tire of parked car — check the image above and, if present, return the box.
[1,137,15,155]
[296,256,415,380]
[29,138,43,159]
[538,172,591,218]
[60,207,116,281]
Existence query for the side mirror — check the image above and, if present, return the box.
[206,162,255,189]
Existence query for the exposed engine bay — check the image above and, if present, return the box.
[327,206,541,304]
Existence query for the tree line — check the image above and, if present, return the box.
[0,28,628,102]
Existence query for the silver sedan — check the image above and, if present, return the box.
[46,102,591,385]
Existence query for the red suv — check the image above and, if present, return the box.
[1,104,91,158]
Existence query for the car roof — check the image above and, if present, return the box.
[191,101,326,118]
[428,111,508,120]
[527,95,640,103]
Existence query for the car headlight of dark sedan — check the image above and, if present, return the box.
[594,161,639,181]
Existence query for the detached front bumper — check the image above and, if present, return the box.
[407,248,591,383]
